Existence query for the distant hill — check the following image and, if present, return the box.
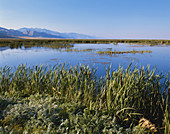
[18,28,61,36]
[0,27,96,39]
[18,28,95,39]
[0,27,64,38]
[0,27,22,38]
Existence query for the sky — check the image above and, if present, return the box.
[0,0,170,38]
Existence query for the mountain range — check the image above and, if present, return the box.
[0,27,96,39]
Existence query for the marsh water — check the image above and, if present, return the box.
[0,43,170,77]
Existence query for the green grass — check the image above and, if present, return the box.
[0,63,169,133]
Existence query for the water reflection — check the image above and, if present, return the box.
[0,43,170,77]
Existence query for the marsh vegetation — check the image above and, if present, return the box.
[97,50,152,55]
[0,39,74,49]
[0,39,170,47]
[63,48,93,52]
[0,63,169,133]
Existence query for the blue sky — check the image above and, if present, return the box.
[0,0,170,38]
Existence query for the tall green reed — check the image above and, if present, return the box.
[0,63,169,131]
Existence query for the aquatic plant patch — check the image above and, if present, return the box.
[97,50,152,55]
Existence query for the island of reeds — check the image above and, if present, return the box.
[0,62,169,133]
[97,50,152,55]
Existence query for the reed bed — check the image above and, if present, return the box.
[0,40,74,49]
[1,39,170,45]
[0,63,169,133]
[63,48,93,52]
[97,50,152,55]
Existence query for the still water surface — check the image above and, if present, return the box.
[0,43,170,77]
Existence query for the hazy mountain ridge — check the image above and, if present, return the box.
[18,28,95,39]
[18,28,63,38]
[0,27,23,38]
[18,28,61,36]
[0,27,96,39]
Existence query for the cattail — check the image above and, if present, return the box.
[108,74,110,80]
[120,73,122,85]
[88,72,91,78]
[84,71,87,75]
[142,69,145,82]
[167,86,170,96]
[75,71,78,76]
[69,69,73,74]
[80,67,82,72]
[142,69,143,77]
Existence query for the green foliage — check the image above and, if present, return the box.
[0,63,169,133]
[0,94,146,134]
[1,94,67,133]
